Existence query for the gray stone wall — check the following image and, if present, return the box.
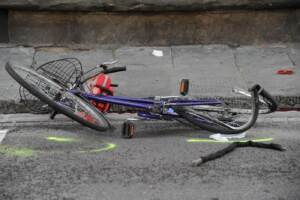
[0,10,8,42]
[8,10,300,46]
[0,0,299,11]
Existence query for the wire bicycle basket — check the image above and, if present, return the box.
[19,58,83,114]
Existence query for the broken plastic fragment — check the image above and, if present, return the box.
[276,69,294,75]
[209,132,247,142]
[0,129,10,143]
[152,50,163,57]
[187,138,273,143]
[209,134,229,142]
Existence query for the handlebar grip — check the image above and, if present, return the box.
[249,84,277,113]
[103,66,126,74]
[110,83,118,87]
[259,88,278,112]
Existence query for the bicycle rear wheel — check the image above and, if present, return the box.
[6,63,110,131]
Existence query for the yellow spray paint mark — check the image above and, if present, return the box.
[0,141,117,157]
[187,138,274,143]
[0,145,36,157]
[79,143,117,153]
[46,136,78,143]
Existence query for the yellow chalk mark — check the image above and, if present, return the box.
[0,145,36,157]
[79,143,117,153]
[0,141,117,157]
[187,138,274,143]
[46,136,78,143]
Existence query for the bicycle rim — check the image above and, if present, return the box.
[6,63,110,131]
[174,95,259,134]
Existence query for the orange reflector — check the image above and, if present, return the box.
[180,79,189,96]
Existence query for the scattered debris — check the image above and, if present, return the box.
[187,138,273,143]
[0,129,10,143]
[152,49,163,57]
[191,140,285,167]
[209,134,229,142]
[209,132,247,142]
[276,69,294,75]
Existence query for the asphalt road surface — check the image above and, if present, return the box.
[0,112,299,200]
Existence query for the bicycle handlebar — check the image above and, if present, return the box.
[103,66,126,74]
[250,84,278,113]
[259,88,278,112]
[79,66,126,84]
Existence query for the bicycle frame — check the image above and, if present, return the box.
[70,90,223,119]
[71,63,223,119]
[66,64,274,134]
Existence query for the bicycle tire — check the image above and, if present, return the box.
[6,63,111,132]
[176,106,258,134]
[174,89,260,134]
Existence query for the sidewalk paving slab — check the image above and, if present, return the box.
[33,47,114,71]
[0,46,34,101]
[172,45,247,96]
[235,45,300,96]
[0,44,300,113]
[113,47,174,97]
[289,43,300,68]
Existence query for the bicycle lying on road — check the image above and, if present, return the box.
[5,58,277,138]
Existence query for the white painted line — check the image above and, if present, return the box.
[0,129,9,143]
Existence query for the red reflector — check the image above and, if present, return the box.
[276,69,294,75]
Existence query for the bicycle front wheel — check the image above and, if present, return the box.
[5,63,110,131]
[174,89,260,134]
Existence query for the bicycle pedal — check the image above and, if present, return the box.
[122,121,135,139]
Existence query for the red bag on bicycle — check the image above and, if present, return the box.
[85,73,114,112]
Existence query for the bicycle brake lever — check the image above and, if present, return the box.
[232,87,267,104]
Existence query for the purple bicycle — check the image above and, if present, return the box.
[5,58,277,137]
